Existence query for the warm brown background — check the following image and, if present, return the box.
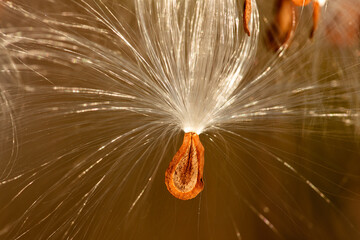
[0,0,359,239]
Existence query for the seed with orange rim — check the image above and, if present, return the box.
[243,0,252,36]
[265,0,321,49]
[165,132,204,200]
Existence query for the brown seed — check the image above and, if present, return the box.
[310,0,320,38]
[276,0,297,46]
[165,132,204,200]
[266,0,297,50]
[243,0,252,36]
